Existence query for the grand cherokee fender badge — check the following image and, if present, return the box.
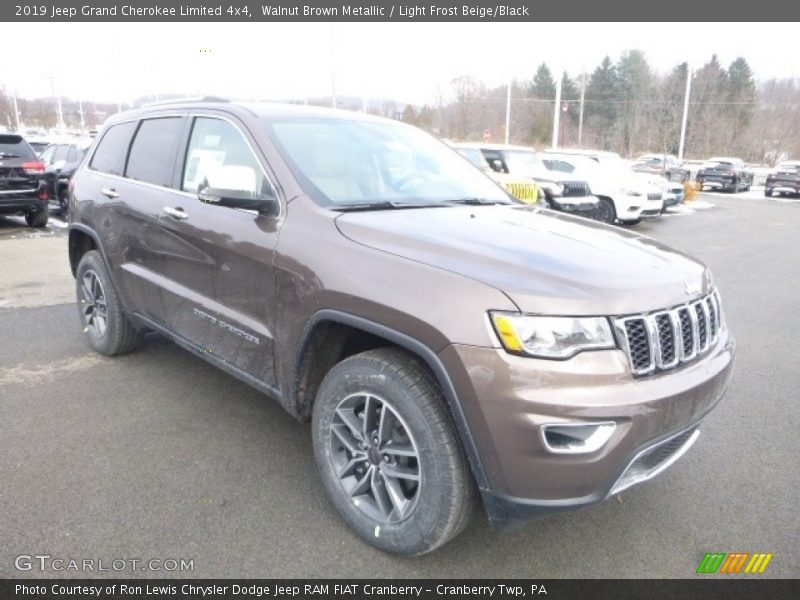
[192,308,261,345]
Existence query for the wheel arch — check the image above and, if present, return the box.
[293,309,490,491]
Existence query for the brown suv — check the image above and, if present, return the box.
[68,100,734,555]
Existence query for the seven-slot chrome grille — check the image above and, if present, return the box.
[561,181,591,197]
[614,290,723,376]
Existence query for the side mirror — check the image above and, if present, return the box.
[197,165,278,215]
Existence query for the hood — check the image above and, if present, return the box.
[335,205,711,316]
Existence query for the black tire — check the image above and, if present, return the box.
[75,250,143,356]
[312,347,477,555]
[58,190,70,217]
[595,197,617,224]
[765,188,773,197]
[25,208,48,228]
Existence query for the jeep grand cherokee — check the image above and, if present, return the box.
[68,100,734,555]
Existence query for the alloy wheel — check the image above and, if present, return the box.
[329,393,421,523]
[80,269,108,339]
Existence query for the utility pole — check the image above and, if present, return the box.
[48,76,65,131]
[578,70,586,146]
[552,77,562,150]
[504,78,512,144]
[78,99,85,132]
[678,65,692,160]
[12,89,20,131]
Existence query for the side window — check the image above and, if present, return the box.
[90,121,137,176]
[125,117,184,187]
[39,145,56,165]
[182,117,275,199]
[52,145,69,163]
[480,150,508,174]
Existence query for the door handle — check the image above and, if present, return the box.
[163,206,189,220]
[100,187,119,199]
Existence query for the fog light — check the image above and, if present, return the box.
[541,422,616,454]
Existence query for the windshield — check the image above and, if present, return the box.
[264,118,511,207]
[0,135,37,160]
[704,160,734,168]
[455,147,487,169]
[776,163,800,172]
[503,150,543,174]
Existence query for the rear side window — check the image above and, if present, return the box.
[125,117,183,187]
[53,145,69,163]
[0,135,37,160]
[39,145,56,165]
[90,122,137,176]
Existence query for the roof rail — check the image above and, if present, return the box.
[141,96,230,107]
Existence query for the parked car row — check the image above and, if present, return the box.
[452,143,685,227]
[0,133,94,228]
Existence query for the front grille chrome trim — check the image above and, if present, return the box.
[614,291,723,377]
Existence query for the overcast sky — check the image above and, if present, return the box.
[2,22,798,105]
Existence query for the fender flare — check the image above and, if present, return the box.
[298,309,491,492]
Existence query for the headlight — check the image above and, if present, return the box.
[490,312,616,359]
[621,188,643,196]
[537,181,563,197]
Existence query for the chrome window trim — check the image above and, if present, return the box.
[84,110,284,220]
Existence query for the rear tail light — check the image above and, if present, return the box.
[22,161,45,175]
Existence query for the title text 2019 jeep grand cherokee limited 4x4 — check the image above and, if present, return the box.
[68,100,734,555]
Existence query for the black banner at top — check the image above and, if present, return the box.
[3,0,800,21]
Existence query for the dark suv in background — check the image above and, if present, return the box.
[68,100,734,555]
[39,141,91,216]
[0,134,48,227]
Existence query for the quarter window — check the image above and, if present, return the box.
[52,145,69,163]
[90,121,137,176]
[125,117,184,187]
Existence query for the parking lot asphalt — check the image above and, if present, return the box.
[1,195,798,578]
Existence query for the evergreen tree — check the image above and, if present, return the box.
[401,104,418,126]
[585,56,619,148]
[531,63,556,98]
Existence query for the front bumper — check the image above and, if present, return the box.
[439,330,734,530]
[551,195,598,214]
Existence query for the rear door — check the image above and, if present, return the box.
[82,117,184,324]
[159,114,281,387]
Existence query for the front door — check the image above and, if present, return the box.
[159,115,282,388]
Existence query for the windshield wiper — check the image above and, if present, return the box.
[332,201,449,212]
[0,153,21,159]
[443,197,511,206]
